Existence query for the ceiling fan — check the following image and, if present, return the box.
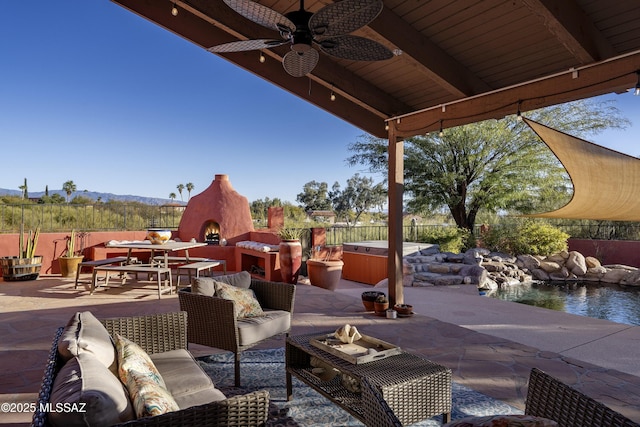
[208,0,394,77]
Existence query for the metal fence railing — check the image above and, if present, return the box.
[0,204,184,232]
[4,203,640,244]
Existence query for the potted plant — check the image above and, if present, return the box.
[0,224,42,281]
[374,294,389,314]
[277,226,303,284]
[59,229,85,278]
[306,245,344,291]
[361,291,385,311]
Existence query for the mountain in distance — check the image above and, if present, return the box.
[0,188,185,206]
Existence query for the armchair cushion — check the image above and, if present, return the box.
[216,282,265,318]
[215,271,252,289]
[58,311,117,374]
[48,352,135,427]
[237,309,291,346]
[191,271,252,297]
[192,277,216,297]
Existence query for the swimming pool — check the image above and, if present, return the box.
[488,282,640,326]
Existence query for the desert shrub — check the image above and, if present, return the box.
[417,226,470,253]
[481,219,568,256]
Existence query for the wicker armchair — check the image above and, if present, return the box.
[441,368,639,427]
[179,278,296,387]
[32,312,270,427]
[525,368,640,427]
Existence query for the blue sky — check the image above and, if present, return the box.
[1,1,638,204]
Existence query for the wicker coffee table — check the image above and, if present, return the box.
[286,331,452,425]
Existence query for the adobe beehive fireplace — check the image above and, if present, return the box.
[177,174,254,245]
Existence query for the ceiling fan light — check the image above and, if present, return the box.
[291,43,312,53]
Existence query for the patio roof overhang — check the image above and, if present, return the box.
[110,0,640,139]
[110,0,640,305]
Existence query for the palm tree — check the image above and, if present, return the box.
[169,192,177,202]
[186,182,194,200]
[176,184,185,201]
[62,180,76,203]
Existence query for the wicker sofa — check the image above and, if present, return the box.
[32,311,270,427]
[178,272,296,387]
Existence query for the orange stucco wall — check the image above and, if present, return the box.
[0,231,148,275]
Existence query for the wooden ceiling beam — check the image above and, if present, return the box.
[392,51,640,138]
[369,7,492,98]
[522,0,616,63]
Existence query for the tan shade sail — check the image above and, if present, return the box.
[525,118,640,221]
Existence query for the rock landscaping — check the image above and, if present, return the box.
[398,246,640,290]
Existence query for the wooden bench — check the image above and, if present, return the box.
[74,257,129,289]
[91,265,173,299]
[176,260,227,290]
[152,255,210,266]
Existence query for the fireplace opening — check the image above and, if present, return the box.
[203,221,220,245]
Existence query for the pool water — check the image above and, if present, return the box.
[489,282,640,326]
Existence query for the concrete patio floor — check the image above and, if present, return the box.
[1,272,640,425]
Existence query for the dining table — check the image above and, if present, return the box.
[106,240,208,267]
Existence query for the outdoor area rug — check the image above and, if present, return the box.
[197,348,521,426]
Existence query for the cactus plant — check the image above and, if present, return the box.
[19,224,40,259]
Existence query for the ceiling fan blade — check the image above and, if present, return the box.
[309,0,383,37]
[224,0,295,32]
[282,49,319,77]
[208,39,288,53]
[319,35,393,61]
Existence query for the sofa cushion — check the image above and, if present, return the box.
[115,334,179,418]
[216,282,265,318]
[214,271,252,289]
[237,309,291,346]
[48,352,135,427]
[58,311,117,374]
[151,349,226,409]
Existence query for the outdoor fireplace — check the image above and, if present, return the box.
[177,174,254,245]
[203,221,220,245]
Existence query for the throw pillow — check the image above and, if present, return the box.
[125,371,181,418]
[444,414,559,427]
[215,282,265,318]
[114,334,179,417]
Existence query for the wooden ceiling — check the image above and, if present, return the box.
[112,0,640,138]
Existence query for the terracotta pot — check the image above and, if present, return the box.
[59,255,85,278]
[361,291,385,311]
[307,259,344,291]
[0,256,43,281]
[279,240,302,284]
[374,301,389,313]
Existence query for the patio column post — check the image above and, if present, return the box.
[387,122,404,306]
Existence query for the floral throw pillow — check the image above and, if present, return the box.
[114,334,179,417]
[215,282,265,318]
[444,414,559,427]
